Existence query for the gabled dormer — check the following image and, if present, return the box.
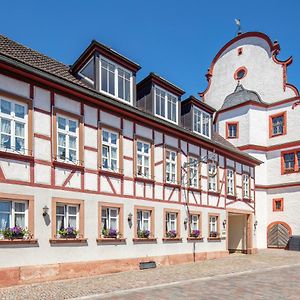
[71,40,141,106]
[181,96,215,139]
[136,73,185,125]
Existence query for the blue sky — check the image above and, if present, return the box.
[1,0,299,97]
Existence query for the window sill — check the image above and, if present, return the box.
[0,150,34,162]
[0,239,38,245]
[283,169,296,174]
[134,177,155,184]
[96,238,126,243]
[162,237,182,242]
[187,237,204,241]
[207,237,221,241]
[133,238,157,243]
[164,182,181,189]
[99,169,124,178]
[53,160,84,171]
[270,133,285,138]
[49,238,87,244]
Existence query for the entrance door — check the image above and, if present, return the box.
[228,213,247,253]
[267,223,290,248]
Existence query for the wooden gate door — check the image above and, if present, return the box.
[267,223,289,248]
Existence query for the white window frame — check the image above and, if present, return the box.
[0,97,28,154]
[0,200,28,230]
[137,210,151,231]
[57,114,79,163]
[242,174,250,199]
[189,157,199,188]
[102,128,119,171]
[227,169,235,196]
[99,56,133,105]
[136,140,151,178]
[166,149,177,184]
[101,207,119,231]
[209,215,218,233]
[228,124,237,138]
[193,106,211,138]
[190,214,199,231]
[154,85,178,124]
[78,57,94,85]
[208,162,218,192]
[56,204,79,234]
[166,212,177,232]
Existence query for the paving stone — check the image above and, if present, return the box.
[0,250,300,300]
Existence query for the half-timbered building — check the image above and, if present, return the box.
[0,34,260,286]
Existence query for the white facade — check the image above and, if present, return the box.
[0,63,257,285]
[203,32,300,249]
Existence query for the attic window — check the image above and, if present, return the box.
[234,67,247,80]
[78,58,94,84]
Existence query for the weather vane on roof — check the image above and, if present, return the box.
[235,18,242,36]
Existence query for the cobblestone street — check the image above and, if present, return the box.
[1,250,300,300]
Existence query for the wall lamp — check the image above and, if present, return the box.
[254,220,258,231]
[223,220,227,229]
[128,213,133,223]
[42,205,49,217]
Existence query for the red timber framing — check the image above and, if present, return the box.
[0,63,258,211]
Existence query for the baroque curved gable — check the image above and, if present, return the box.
[200,32,299,110]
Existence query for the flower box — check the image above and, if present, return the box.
[102,228,121,239]
[137,230,151,239]
[58,227,78,239]
[166,230,177,238]
[209,231,218,238]
[0,226,30,240]
[190,229,200,238]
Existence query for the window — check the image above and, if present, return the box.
[273,198,284,212]
[226,169,235,196]
[102,129,118,171]
[155,86,178,123]
[134,206,155,239]
[56,204,79,237]
[234,67,247,80]
[57,115,78,163]
[189,213,201,238]
[190,214,199,231]
[137,210,151,233]
[283,153,295,172]
[193,107,211,138]
[166,149,177,184]
[242,174,250,199]
[101,207,119,232]
[0,201,27,230]
[78,58,95,84]
[99,203,123,239]
[0,98,27,154]
[269,112,286,137]
[100,57,132,103]
[281,150,300,174]
[136,140,151,178]
[208,162,218,192]
[226,122,238,139]
[189,157,199,188]
[209,215,219,237]
[165,211,179,238]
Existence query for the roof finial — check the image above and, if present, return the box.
[235,19,242,36]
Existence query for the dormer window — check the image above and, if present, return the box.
[154,86,178,124]
[99,57,132,104]
[193,106,211,138]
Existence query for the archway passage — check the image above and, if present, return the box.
[267,222,291,248]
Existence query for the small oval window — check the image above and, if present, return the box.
[234,67,247,80]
